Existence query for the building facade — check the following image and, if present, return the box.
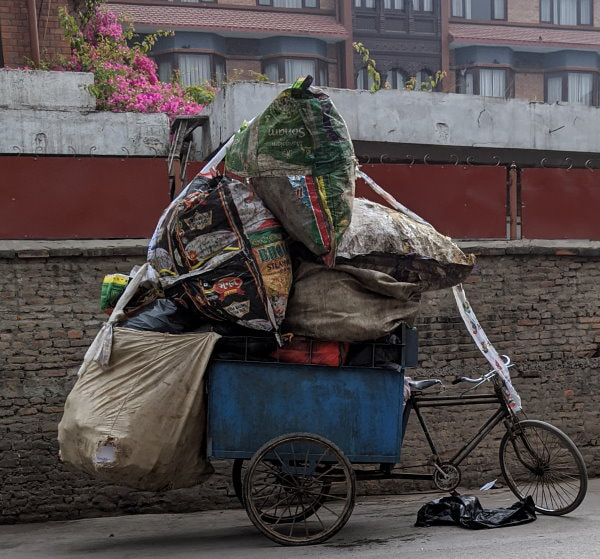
[3,1,600,103]
[352,0,444,89]
[107,0,354,89]
[449,0,600,105]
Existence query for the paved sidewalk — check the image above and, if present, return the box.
[1,480,598,559]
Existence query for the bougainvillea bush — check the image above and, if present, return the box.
[45,0,214,119]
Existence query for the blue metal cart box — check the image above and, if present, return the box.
[207,361,405,463]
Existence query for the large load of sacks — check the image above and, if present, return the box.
[58,77,475,492]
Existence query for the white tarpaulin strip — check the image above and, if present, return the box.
[358,170,521,411]
[452,284,521,411]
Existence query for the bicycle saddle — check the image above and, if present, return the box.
[408,379,443,391]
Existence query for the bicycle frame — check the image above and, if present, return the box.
[404,390,511,468]
[353,380,517,484]
[367,380,517,483]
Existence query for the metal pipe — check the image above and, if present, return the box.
[27,0,41,66]
[340,0,354,89]
[508,163,519,240]
[440,0,450,92]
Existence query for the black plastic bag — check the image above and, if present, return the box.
[120,299,200,334]
[415,494,536,530]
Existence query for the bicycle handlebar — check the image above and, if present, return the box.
[451,355,512,385]
[451,376,483,385]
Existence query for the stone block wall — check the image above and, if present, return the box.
[1,241,599,523]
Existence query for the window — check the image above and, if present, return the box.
[547,75,563,103]
[264,58,327,85]
[259,0,318,6]
[155,54,224,86]
[356,68,376,90]
[457,70,474,95]
[178,54,211,87]
[546,72,594,105]
[355,0,375,7]
[158,60,173,83]
[480,68,506,97]
[412,69,433,90]
[384,0,404,10]
[412,0,433,11]
[457,68,508,98]
[168,0,216,3]
[568,72,593,104]
[452,0,506,20]
[541,0,592,25]
[386,68,406,89]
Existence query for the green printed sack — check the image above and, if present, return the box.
[225,76,355,265]
[99,274,129,311]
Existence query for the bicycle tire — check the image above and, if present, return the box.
[232,457,331,524]
[499,419,587,515]
[243,432,355,546]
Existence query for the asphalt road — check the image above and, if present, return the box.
[1,479,599,559]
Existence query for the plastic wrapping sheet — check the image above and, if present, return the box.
[336,197,475,291]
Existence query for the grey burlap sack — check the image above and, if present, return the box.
[283,261,421,342]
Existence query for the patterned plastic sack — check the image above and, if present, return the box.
[148,174,292,337]
[99,273,129,311]
[225,76,355,265]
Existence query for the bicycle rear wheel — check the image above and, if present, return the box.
[499,419,587,515]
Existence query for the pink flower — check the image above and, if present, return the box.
[37,6,207,121]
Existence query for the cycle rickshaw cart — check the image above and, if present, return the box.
[206,327,588,546]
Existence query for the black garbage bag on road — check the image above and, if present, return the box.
[415,494,536,530]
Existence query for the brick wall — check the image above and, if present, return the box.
[508,0,600,26]
[507,0,540,24]
[1,243,599,522]
[0,0,71,68]
[514,71,544,102]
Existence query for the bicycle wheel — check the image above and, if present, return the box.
[243,433,355,546]
[233,457,331,524]
[499,419,587,515]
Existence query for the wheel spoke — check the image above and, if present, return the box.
[500,420,586,515]
[297,489,348,502]
[244,434,355,544]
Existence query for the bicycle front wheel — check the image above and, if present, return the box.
[499,419,587,515]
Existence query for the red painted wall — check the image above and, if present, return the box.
[4,158,599,241]
[356,164,507,239]
[521,169,600,239]
[186,163,509,240]
[0,156,170,239]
